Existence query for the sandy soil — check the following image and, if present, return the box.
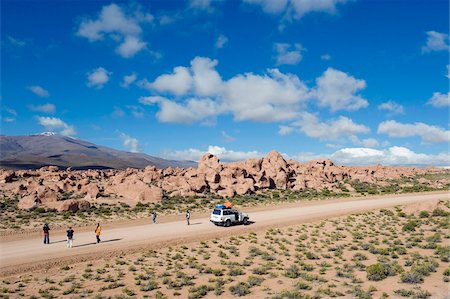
[1,191,448,277]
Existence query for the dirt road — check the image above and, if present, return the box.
[1,191,448,276]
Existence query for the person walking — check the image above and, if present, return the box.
[66,226,74,248]
[95,223,101,243]
[152,210,157,224]
[186,210,190,226]
[43,223,50,244]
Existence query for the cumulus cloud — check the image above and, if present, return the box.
[28,85,49,98]
[329,146,449,166]
[139,96,221,124]
[76,3,152,58]
[139,56,312,123]
[142,66,192,96]
[294,112,370,140]
[121,72,137,88]
[278,125,295,136]
[378,101,404,115]
[349,136,380,148]
[86,67,111,89]
[215,34,228,48]
[422,31,450,53]
[161,145,263,162]
[37,116,76,136]
[312,67,368,111]
[427,92,450,108]
[189,0,220,11]
[28,103,56,114]
[321,54,331,60]
[119,132,140,153]
[378,120,450,143]
[126,105,145,118]
[274,43,305,65]
[244,0,350,21]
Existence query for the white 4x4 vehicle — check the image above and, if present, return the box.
[210,207,249,227]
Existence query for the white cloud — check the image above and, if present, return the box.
[119,133,140,153]
[138,58,370,125]
[422,31,450,53]
[321,54,331,60]
[447,65,450,79]
[126,105,145,118]
[312,67,368,111]
[244,0,349,20]
[28,103,56,114]
[144,66,192,96]
[278,125,294,136]
[294,112,370,140]
[121,73,137,88]
[191,57,223,96]
[116,36,147,58]
[161,145,263,162]
[215,34,228,48]
[37,116,76,136]
[378,101,404,115]
[139,57,310,123]
[378,120,450,143]
[76,3,152,58]
[349,136,379,148]
[86,67,111,89]
[329,146,450,166]
[274,43,305,65]
[139,96,221,124]
[427,92,450,108]
[28,85,50,98]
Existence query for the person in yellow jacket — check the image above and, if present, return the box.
[95,223,101,243]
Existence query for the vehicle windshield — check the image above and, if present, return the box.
[212,209,222,215]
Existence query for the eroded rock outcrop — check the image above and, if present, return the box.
[0,151,446,211]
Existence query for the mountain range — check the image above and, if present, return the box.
[0,134,196,170]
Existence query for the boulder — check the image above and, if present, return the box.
[59,199,91,212]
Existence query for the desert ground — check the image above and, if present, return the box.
[1,192,449,299]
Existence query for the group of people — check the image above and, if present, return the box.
[152,210,191,225]
[43,210,191,248]
[42,223,102,248]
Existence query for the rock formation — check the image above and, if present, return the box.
[0,151,446,211]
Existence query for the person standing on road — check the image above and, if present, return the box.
[66,226,74,248]
[95,223,101,243]
[186,210,190,226]
[43,223,50,244]
[152,210,157,224]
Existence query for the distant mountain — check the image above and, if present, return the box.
[0,134,197,170]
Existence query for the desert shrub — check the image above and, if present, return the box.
[296,281,312,290]
[272,290,314,299]
[435,245,450,262]
[285,264,301,278]
[352,253,368,261]
[443,267,450,276]
[418,211,429,218]
[403,220,420,232]
[394,289,414,297]
[229,266,245,276]
[140,280,158,292]
[188,285,213,299]
[229,282,251,297]
[432,208,449,217]
[401,271,424,284]
[413,289,431,299]
[366,263,397,281]
[247,276,263,287]
[411,259,438,276]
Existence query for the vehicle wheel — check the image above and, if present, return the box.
[224,219,231,227]
[243,217,249,225]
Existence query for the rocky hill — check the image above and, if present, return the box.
[0,134,196,170]
[1,151,447,212]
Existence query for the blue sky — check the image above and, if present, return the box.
[1,0,449,165]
